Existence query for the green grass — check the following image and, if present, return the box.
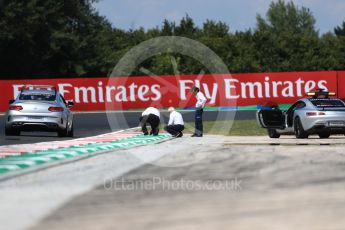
[161,120,267,136]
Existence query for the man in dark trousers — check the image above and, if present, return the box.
[164,107,185,138]
[139,107,160,136]
[191,86,207,137]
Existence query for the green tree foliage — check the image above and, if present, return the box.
[335,21,345,37]
[255,0,318,71]
[256,0,317,36]
[334,21,345,68]
[0,0,344,78]
[0,0,113,78]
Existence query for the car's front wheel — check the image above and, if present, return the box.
[268,129,280,138]
[294,117,309,139]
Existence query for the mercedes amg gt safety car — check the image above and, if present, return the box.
[257,90,345,139]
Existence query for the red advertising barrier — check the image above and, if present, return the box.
[338,71,345,100]
[0,71,341,112]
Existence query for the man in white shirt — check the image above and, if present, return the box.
[191,86,207,137]
[164,107,185,138]
[139,107,160,136]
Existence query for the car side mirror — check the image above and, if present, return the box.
[9,99,15,104]
[67,101,74,107]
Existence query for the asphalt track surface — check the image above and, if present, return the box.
[2,136,345,230]
[0,110,256,146]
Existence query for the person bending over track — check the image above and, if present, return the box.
[139,107,160,136]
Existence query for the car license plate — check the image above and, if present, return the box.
[329,121,345,127]
[27,116,44,120]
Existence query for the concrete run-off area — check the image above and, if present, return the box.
[1,135,345,230]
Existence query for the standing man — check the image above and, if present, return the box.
[164,107,185,138]
[191,86,207,137]
[139,107,160,136]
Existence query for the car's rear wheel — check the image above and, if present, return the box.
[294,117,309,139]
[58,126,68,137]
[5,127,20,136]
[67,123,74,137]
[268,129,280,138]
[318,131,331,139]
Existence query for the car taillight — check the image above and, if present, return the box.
[48,106,64,112]
[9,105,23,111]
[306,112,326,116]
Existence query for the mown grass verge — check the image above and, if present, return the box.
[160,120,267,136]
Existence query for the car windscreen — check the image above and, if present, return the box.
[19,92,56,101]
[309,99,345,108]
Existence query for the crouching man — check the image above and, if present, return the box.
[164,107,184,138]
[139,107,160,136]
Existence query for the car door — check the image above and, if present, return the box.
[286,101,306,127]
[257,104,286,129]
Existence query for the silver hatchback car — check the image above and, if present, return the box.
[257,90,345,139]
[5,85,74,137]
